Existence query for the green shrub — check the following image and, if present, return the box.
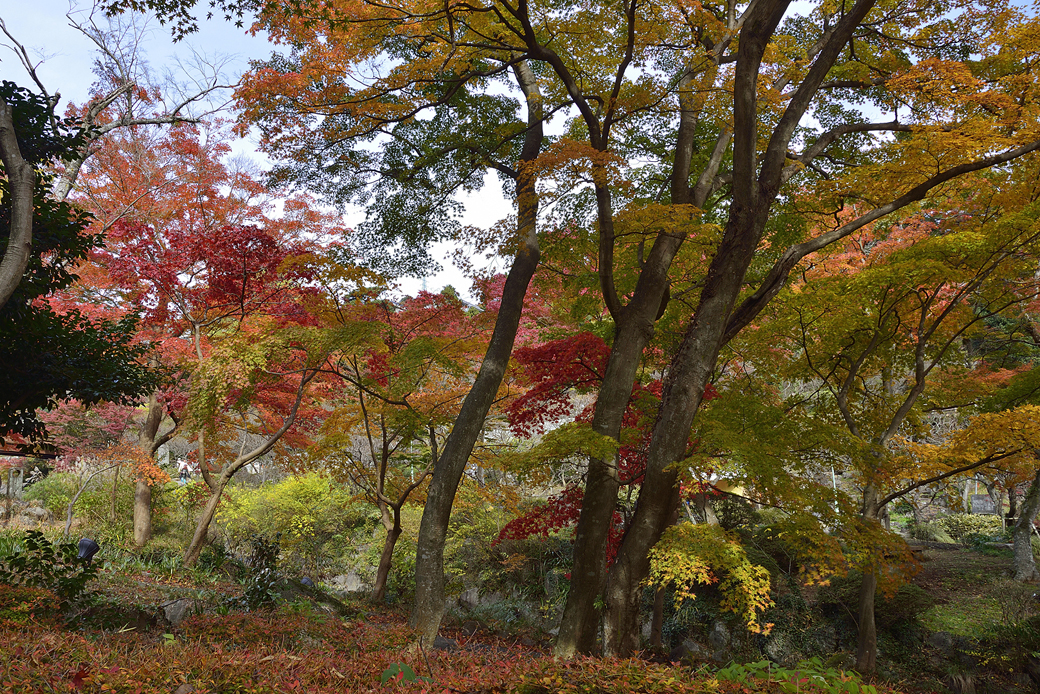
[933,513,1004,541]
[23,472,79,520]
[216,474,369,575]
[0,531,99,608]
[908,521,954,544]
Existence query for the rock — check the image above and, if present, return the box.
[174,685,195,694]
[275,578,358,618]
[926,631,954,654]
[708,621,730,650]
[18,505,50,522]
[162,598,199,627]
[763,631,795,665]
[433,635,458,651]
[459,587,480,609]
[461,619,483,636]
[330,571,369,593]
[668,638,709,663]
[479,590,505,607]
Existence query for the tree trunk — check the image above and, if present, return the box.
[1013,467,1040,582]
[110,463,120,522]
[555,217,685,658]
[856,569,879,674]
[0,96,35,311]
[411,61,543,645]
[372,521,403,604]
[133,477,152,547]
[649,586,666,650]
[134,392,166,548]
[856,484,882,674]
[183,475,228,566]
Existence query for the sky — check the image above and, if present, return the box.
[1,0,504,297]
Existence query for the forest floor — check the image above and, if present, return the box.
[894,541,1040,693]
[3,530,1037,693]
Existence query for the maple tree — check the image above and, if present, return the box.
[712,178,1040,671]
[70,117,344,547]
[99,0,1040,660]
[309,289,495,601]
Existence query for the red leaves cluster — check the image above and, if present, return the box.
[506,332,610,437]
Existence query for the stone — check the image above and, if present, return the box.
[330,571,368,593]
[162,598,198,627]
[18,505,50,522]
[478,590,505,607]
[708,620,730,650]
[763,631,796,665]
[174,685,195,694]
[432,635,458,651]
[926,631,954,654]
[668,638,709,663]
[461,619,482,636]
[459,587,480,609]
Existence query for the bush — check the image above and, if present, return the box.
[933,513,1004,542]
[216,474,369,575]
[0,531,99,608]
[22,472,78,521]
[908,521,954,544]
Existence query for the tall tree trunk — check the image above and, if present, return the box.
[133,478,152,547]
[134,392,165,548]
[856,484,882,674]
[856,569,879,674]
[372,510,403,604]
[555,242,685,657]
[411,61,543,645]
[0,96,35,311]
[584,0,879,655]
[1013,467,1040,582]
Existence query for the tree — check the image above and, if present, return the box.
[0,9,233,203]
[114,0,1040,653]
[0,80,157,446]
[72,118,341,545]
[716,185,1040,671]
[311,290,491,601]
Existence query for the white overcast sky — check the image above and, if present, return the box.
[1,0,507,296]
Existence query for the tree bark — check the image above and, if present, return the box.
[183,474,228,566]
[855,484,882,674]
[1013,467,1040,582]
[591,0,881,656]
[134,392,168,548]
[372,515,403,603]
[411,60,543,645]
[856,569,879,674]
[133,478,153,547]
[0,96,36,311]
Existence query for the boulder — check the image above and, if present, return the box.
[330,571,369,593]
[275,578,359,617]
[669,638,709,663]
[162,598,199,627]
[18,505,51,522]
[459,587,480,609]
[708,620,730,650]
[926,631,954,654]
[433,635,458,651]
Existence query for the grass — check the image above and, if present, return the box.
[918,597,1002,635]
